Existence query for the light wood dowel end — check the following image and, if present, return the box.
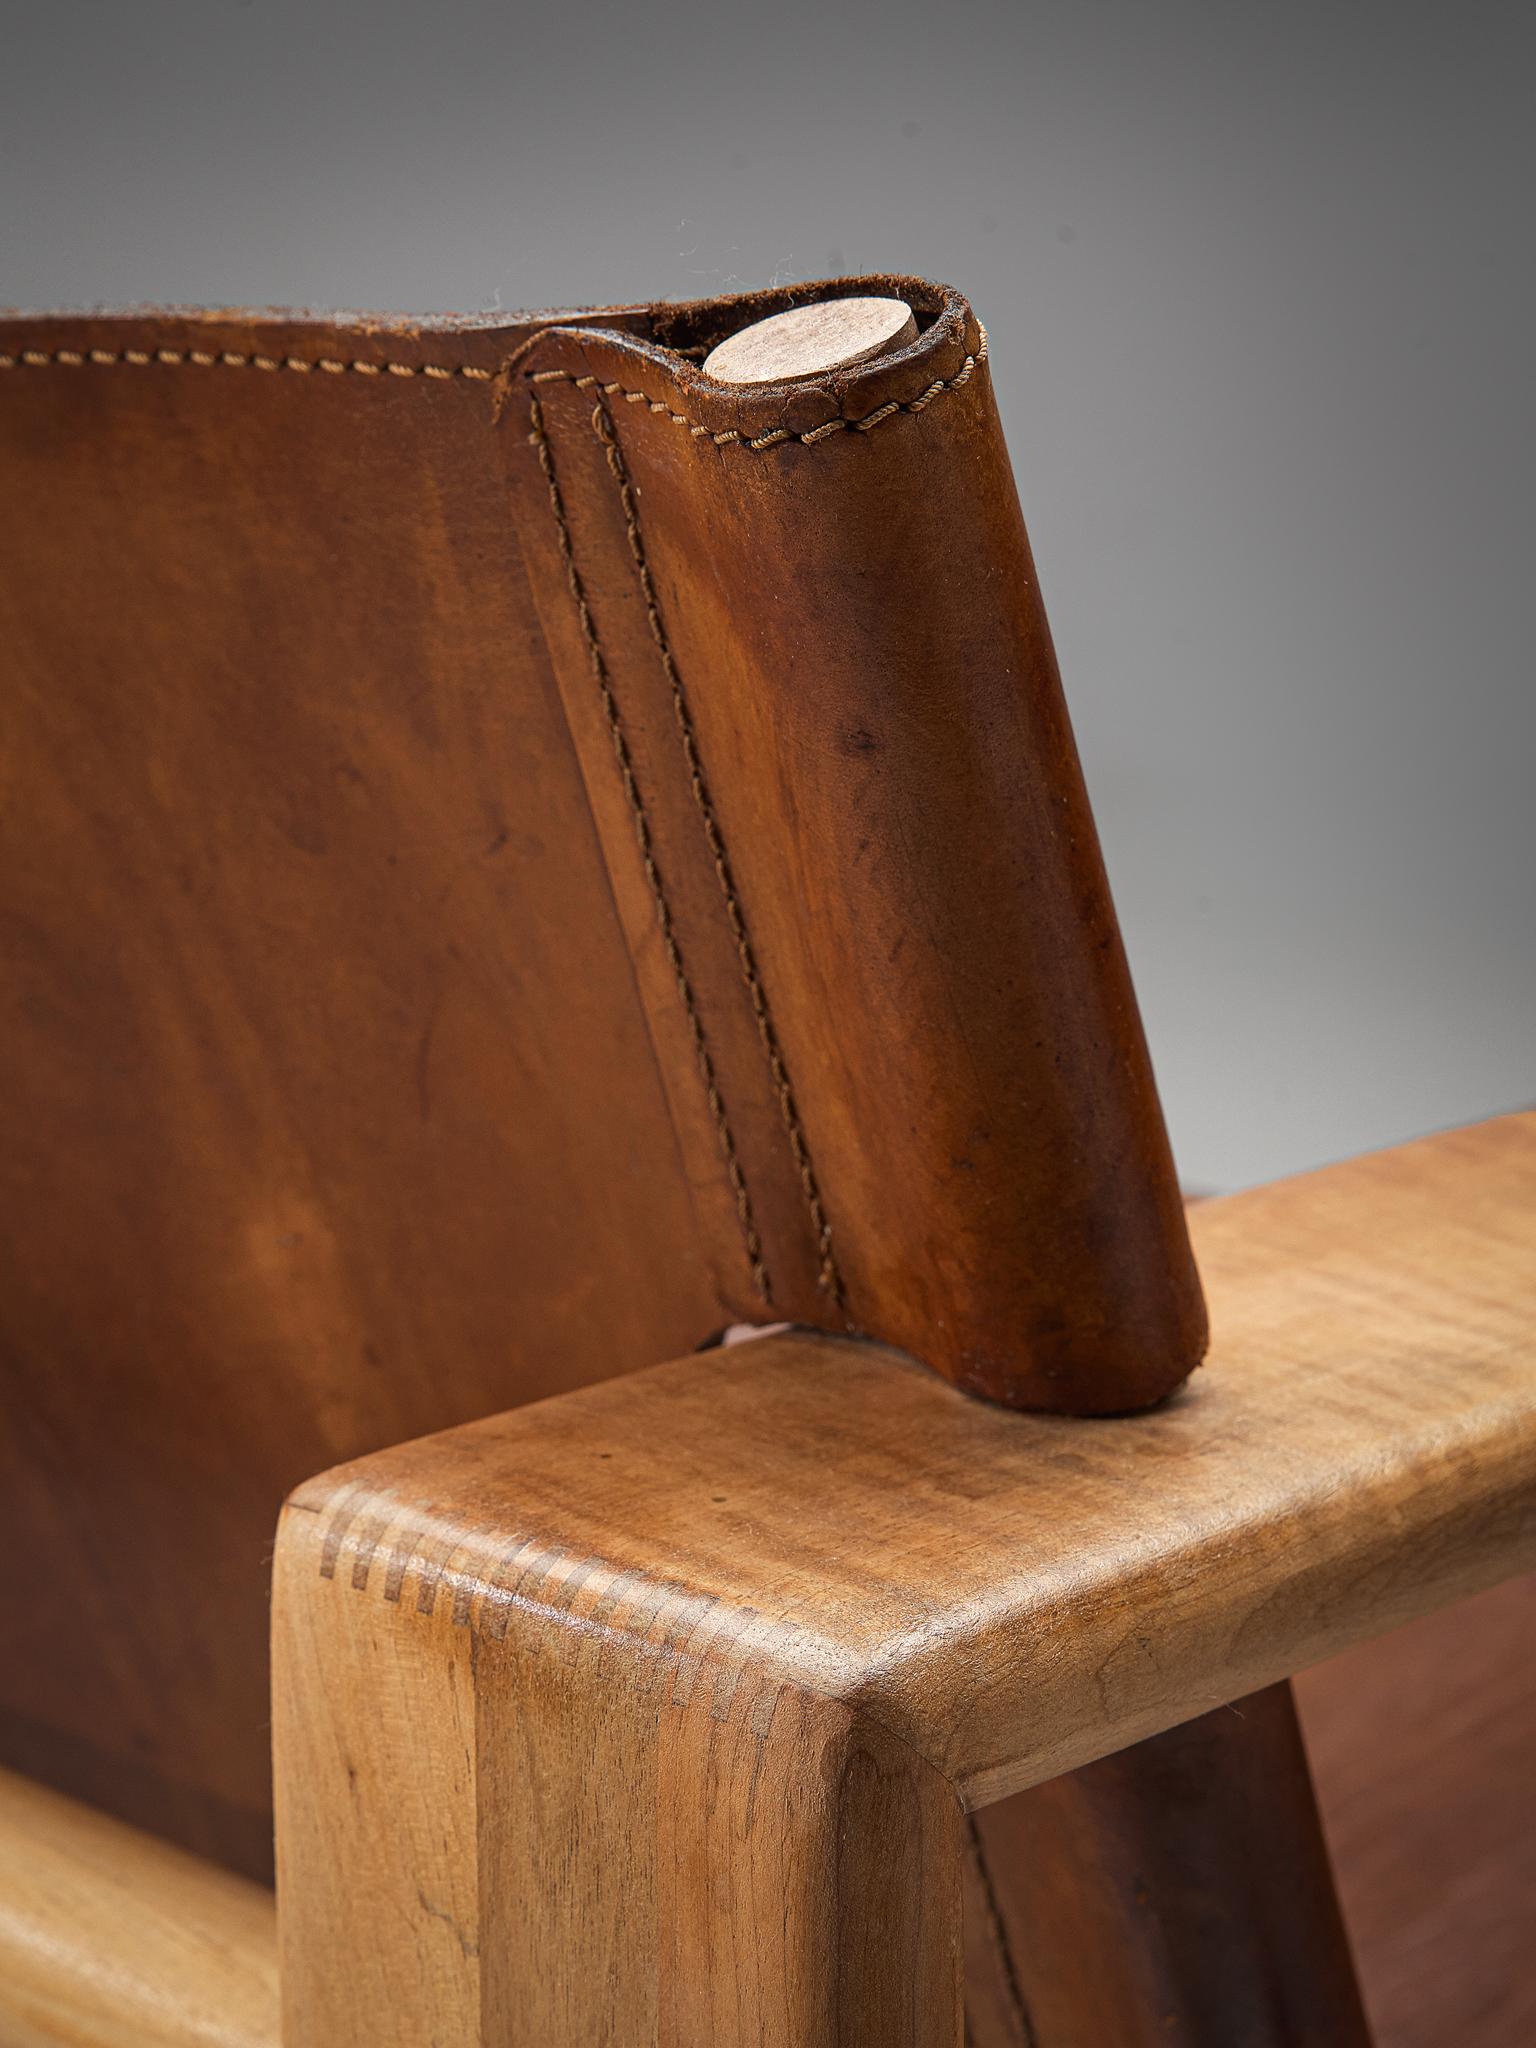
[701,295,918,383]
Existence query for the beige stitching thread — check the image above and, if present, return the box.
[590,397,846,1309]
[5,324,984,1305]
[527,327,986,452]
[0,344,493,382]
[0,327,987,456]
[527,390,773,1307]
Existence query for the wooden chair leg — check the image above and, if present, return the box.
[274,1490,964,2046]
[965,1682,1372,2047]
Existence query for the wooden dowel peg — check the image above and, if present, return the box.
[702,296,918,385]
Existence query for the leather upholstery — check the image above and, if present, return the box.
[1,276,1204,1874]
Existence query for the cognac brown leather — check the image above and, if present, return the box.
[0,276,1204,1874]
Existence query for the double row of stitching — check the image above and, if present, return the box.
[527,390,773,1307]
[1,327,987,456]
[588,397,845,1308]
[8,312,963,1315]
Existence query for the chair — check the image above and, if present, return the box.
[1,274,1531,2045]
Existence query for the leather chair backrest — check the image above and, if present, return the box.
[0,276,1202,1876]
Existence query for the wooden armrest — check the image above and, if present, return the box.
[0,1764,277,2048]
[274,1112,1536,2045]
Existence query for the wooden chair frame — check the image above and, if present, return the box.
[7,1112,1530,2044]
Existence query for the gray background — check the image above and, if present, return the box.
[4,0,1531,1193]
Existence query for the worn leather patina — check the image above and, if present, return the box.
[0,277,1204,1876]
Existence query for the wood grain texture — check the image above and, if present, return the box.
[274,1113,1535,2042]
[0,1764,277,2048]
[1297,1571,1536,2048]
[964,1683,1370,2046]
[275,1508,963,2045]
[284,1113,1536,1803]
[4,1588,1525,2046]
[963,1585,1536,2048]
[5,1585,1523,2045]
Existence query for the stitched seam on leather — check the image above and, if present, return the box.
[965,1811,1038,2048]
[590,397,846,1310]
[528,389,773,1306]
[0,345,496,380]
[1,329,987,454]
[527,326,986,451]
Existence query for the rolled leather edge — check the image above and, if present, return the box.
[511,279,1209,1415]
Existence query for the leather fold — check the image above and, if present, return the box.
[0,270,1205,1879]
[504,276,1207,1411]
